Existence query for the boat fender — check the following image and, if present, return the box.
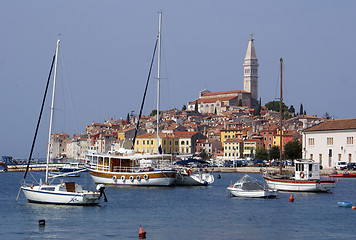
[30,185,34,189]
[129,176,134,182]
[112,176,117,181]
[300,172,305,178]
[187,169,192,176]
[121,176,126,181]
[136,175,141,181]
[144,174,149,180]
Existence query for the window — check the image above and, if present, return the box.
[319,154,322,165]
[327,137,333,145]
[308,138,315,146]
[143,140,145,145]
[186,141,189,145]
[347,137,354,145]
[349,154,352,162]
[137,140,139,145]
[181,141,184,145]
[338,154,342,161]
[151,140,154,145]
[310,154,313,160]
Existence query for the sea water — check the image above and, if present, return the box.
[1,171,355,239]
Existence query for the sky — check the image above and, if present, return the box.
[1,0,355,159]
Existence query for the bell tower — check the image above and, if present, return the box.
[243,34,259,100]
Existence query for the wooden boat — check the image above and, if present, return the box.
[86,150,176,186]
[20,40,105,205]
[263,160,335,192]
[262,59,335,192]
[227,174,277,198]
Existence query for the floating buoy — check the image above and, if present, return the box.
[289,194,294,202]
[139,225,146,239]
[39,219,45,227]
[352,206,356,210]
[337,179,340,181]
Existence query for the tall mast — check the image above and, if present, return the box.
[156,11,162,154]
[279,58,283,174]
[45,39,60,183]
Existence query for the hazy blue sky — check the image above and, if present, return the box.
[1,0,355,159]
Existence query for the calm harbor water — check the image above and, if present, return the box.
[1,171,355,240]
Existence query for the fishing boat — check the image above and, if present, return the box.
[175,168,214,186]
[329,171,356,178]
[262,59,335,192]
[227,174,277,198]
[20,40,106,205]
[86,12,176,186]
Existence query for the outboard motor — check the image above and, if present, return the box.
[96,184,108,202]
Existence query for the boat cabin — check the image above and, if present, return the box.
[294,159,320,180]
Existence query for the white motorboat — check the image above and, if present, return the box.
[20,40,105,205]
[227,174,278,198]
[175,168,214,186]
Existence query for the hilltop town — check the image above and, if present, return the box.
[49,36,356,170]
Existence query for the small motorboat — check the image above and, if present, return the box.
[337,201,353,208]
[227,174,278,198]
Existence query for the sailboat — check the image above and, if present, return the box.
[20,40,106,205]
[85,12,177,186]
[262,58,335,192]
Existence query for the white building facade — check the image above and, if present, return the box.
[302,119,356,169]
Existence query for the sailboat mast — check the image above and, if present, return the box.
[156,11,162,154]
[279,58,283,174]
[45,39,60,183]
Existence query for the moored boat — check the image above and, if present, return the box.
[174,168,214,186]
[20,39,105,205]
[263,159,335,192]
[85,151,176,186]
[227,174,277,198]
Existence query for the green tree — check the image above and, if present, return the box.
[269,146,280,160]
[150,109,162,116]
[300,103,304,115]
[289,105,295,115]
[214,107,217,115]
[284,140,302,161]
[255,148,268,160]
[126,113,130,122]
[253,98,262,116]
[237,99,242,106]
[265,101,288,113]
[194,100,198,112]
[182,105,187,111]
[198,149,209,160]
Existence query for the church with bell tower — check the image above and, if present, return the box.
[187,35,259,114]
[243,34,259,101]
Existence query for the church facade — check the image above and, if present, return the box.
[187,35,259,114]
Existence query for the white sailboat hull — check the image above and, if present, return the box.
[21,185,101,205]
[263,177,335,192]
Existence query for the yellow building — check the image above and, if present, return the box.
[220,127,242,147]
[135,132,178,154]
[243,139,264,159]
[223,138,243,159]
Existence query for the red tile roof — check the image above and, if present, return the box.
[304,118,356,132]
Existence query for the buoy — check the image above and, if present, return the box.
[139,225,146,239]
[337,179,340,181]
[39,219,45,227]
[289,194,294,202]
[352,206,356,210]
